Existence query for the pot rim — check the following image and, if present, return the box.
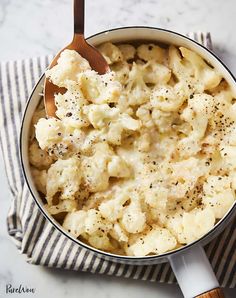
[20,25,236,261]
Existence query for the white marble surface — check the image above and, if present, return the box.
[0,0,235,297]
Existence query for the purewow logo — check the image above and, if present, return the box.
[6,284,36,294]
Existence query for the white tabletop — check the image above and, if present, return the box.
[0,0,235,297]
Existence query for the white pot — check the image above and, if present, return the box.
[20,26,236,298]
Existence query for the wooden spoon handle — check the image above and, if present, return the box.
[196,287,225,298]
[74,0,84,34]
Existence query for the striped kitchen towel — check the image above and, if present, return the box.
[0,32,235,288]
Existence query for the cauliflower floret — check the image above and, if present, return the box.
[202,176,235,218]
[125,63,151,106]
[121,200,146,234]
[78,70,122,104]
[136,103,154,128]
[129,227,177,256]
[98,42,123,64]
[63,210,87,237]
[119,113,140,130]
[135,131,151,152]
[182,208,215,244]
[31,167,47,195]
[29,140,54,169]
[108,156,131,178]
[63,209,111,237]
[35,118,64,150]
[105,113,140,145]
[152,109,175,133]
[176,136,201,158]
[35,117,77,158]
[54,84,89,128]
[99,192,129,222]
[84,209,112,234]
[110,61,130,85]
[99,199,123,222]
[117,44,136,61]
[168,157,208,199]
[165,207,215,244]
[180,47,222,90]
[46,49,91,87]
[143,61,171,85]
[63,208,113,251]
[137,44,165,63]
[144,185,168,210]
[82,143,112,192]
[203,175,232,195]
[165,208,186,243]
[46,157,81,203]
[171,157,207,180]
[116,94,134,114]
[105,122,124,145]
[168,46,206,95]
[182,94,215,138]
[79,129,102,154]
[109,223,128,242]
[150,84,186,112]
[203,191,235,219]
[87,231,114,251]
[83,104,119,129]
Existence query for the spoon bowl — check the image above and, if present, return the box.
[44,0,109,117]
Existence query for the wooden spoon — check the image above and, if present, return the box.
[44,0,109,117]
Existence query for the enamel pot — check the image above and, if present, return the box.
[20,26,236,298]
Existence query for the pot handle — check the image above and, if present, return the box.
[168,245,224,298]
[196,288,224,298]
